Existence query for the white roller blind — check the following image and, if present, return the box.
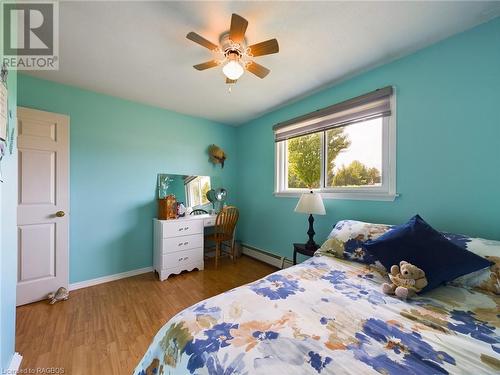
[274,86,394,142]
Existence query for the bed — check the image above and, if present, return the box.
[133,252,499,374]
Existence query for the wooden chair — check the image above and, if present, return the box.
[205,206,239,267]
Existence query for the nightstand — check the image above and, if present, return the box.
[293,243,319,265]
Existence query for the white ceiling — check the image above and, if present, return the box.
[25,1,500,125]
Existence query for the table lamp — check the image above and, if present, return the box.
[294,191,326,250]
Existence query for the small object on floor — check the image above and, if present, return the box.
[48,287,69,304]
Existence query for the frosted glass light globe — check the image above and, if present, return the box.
[222,60,244,80]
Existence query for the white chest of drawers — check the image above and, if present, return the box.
[153,215,215,281]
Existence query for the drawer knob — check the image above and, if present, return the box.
[178,228,184,231]
[178,243,182,246]
[184,227,189,230]
[184,242,188,245]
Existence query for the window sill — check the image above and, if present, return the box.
[273,191,399,201]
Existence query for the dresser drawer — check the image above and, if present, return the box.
[163,248,203,269]
[161,219,203,237]
[161,234,202,254]
[204,216,216,227]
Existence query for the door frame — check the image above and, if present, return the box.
[16,106,70,305]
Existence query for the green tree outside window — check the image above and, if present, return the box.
[287,128,381,188]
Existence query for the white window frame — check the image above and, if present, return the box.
[274,95,397,201]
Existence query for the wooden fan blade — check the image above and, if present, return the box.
[229,13,248,43]
[193,60,219,70]
[186,32,218,50]
[226,78,237,84]
[248,38,279,57]
[246,61,270,78]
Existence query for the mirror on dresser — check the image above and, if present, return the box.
[157,173,223,213]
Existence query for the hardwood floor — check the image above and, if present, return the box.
[16,255,277,374]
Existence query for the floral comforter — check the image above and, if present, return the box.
[134,256,499,375]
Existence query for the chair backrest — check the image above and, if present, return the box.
[214,206,239,238]
[190,208,208,215]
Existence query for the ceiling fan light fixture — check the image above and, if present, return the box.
[222,60,244,80]
[187,14,279,85]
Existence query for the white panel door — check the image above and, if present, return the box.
[17,107,69,306]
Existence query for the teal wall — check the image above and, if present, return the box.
[236,17,500,259]
[0,49,18,370]
[15,17,500,285]
[17,74,238,283]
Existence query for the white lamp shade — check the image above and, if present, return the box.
[222,60,244,80]
[294,191,326,215]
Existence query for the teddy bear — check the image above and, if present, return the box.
[382,261,428,299]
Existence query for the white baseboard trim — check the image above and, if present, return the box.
[68,247,291,292]
[7,352,22,373]
[242,244,294,269]
[69,266,153,291]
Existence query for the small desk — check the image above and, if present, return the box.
[293,243,319,265]
[153,214,219,280]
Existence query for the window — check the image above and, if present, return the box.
[275,87,396,200]
[185,176,211,207]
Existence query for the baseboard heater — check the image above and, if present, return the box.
[241,243,293,269]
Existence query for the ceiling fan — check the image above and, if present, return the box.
[186,13,279,85]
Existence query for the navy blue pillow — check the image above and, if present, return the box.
[364,215,493,292]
